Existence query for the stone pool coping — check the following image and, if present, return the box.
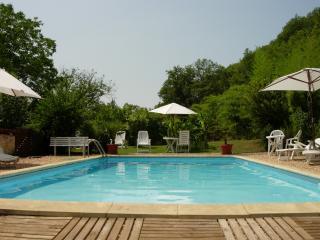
[0,154,319,218]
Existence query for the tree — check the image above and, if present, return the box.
[0,4,57,129]
[28,69,112,138]
[0,4,57,93]
[159,59,228,107]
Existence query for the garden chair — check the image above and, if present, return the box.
[277,137,320,161]
[137,131,151,152]
[266,130,285,156]
[276,141,307,160]
[114,131,126,148]
[176,130,190,153]
[0,146,19,168]
[285,130,302,148]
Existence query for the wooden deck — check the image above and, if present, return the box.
[0,215,318,240]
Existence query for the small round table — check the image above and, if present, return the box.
[163,137,178,153]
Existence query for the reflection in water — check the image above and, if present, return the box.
[179,165,190,181]
[137,164,150,180]
[116,162,125,176]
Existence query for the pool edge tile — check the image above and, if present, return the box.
[0,199,112,217]
[107,203,178,217]
[177,204,248,218]
[243,202,320,216]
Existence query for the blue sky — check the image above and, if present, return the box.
[2,0,320,107]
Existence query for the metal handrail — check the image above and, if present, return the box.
[88,139,106,157]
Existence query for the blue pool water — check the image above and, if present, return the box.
[0,157,320,204]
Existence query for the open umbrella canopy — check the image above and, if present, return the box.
[150,103,196,115]
[260,68,320,92]
[261,68,320,148]
[0,69,41,98]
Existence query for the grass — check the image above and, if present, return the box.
[116,139,264,155]
[208,139,265,154]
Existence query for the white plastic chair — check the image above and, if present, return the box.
[176,130,190,153]
[285,130,302,148]
[137,131,151,152]
[0,146,19,167]
[115,131,126,148]
[277,138,320,161]
[266,130,285,156]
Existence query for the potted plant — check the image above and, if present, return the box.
[220,124,233,155]
[220,137,233,154]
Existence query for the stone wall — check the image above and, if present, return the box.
[0,134,15,154]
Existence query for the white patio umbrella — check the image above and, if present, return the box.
[0,69,41,98]
[261,68,320,147]
[150,103,196,115]
[150,103,196,136]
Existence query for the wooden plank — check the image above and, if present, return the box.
[53,217,81,240]
[264,217,292,240]
[246,218,270,240]
[255,218,281,240]
[139,233,217,238]
[118,218,134,240]
[74,217,98,240]
[64,217,89,240]
[237,218,257,240]
[283,217,314,240]
[140,238,221,240]
[97,218,116,239]
[0,226,59,236]
[0,232,53,239]
[227,219,247,240]
[85,218,107,240]
[6,216,71,220]
[0,218,69,226]
[107,218,125,240]
[218,219,236,240]
[274,217,303,240]
[129,218,143,240]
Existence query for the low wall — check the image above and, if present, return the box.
[0,134,15,154]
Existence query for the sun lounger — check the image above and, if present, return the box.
[285,130,302,148]
[0,147,19,168]
[276,141,307,160]
[303,150,320,165]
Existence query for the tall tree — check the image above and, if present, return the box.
[159,59,227,107]
[0,4,57,129]
[28,69,112,138]
[0,4,57,93]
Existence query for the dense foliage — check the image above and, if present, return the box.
[2,3,320,153]
[159,8,320,147]
[0,4,57,129]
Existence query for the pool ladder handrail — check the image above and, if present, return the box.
[88,139,106,157]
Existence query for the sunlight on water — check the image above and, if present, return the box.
[0,157,319,204]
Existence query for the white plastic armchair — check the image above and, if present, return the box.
[0,146,19,168]
[266,130,285,156]
[285,130,302,149]
[115,131,126,148]
[137,131,151,152]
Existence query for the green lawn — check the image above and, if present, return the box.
[117,139,264,155]
[208,139,265,154]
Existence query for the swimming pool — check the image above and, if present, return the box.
[0,157,320,204]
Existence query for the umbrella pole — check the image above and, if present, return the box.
[307,69,316,149]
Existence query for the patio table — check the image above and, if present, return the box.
[163,137,178,153]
